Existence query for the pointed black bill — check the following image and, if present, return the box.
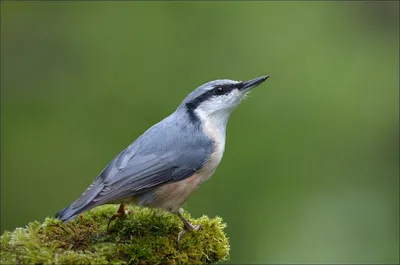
[240,75,270,91]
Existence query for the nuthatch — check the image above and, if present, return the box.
[56,75,269,246]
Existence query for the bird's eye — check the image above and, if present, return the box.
[215,87,224,95]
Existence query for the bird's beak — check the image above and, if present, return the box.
[240,75,270,92]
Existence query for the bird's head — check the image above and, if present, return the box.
[180,75,269,124]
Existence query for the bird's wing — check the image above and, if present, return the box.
[71,134,211,210]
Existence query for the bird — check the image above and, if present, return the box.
[55,75,270,246]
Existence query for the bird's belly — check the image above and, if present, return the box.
[139,169,215,213]
[137,142,225,213]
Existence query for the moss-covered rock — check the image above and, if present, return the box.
[0,205,230,264]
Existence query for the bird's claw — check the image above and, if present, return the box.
[106,204,131,233]
[177,223,201,251]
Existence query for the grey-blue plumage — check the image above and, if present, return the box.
[56,109,213,222]
[55,76,269,229]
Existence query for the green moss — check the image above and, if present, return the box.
[0,205,230,264]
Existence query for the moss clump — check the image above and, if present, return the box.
[0,205,230,264]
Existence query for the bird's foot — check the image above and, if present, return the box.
[177,223,201,249]
[176,211,201,250]
[106,204,131,233]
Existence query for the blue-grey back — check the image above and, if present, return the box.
[56,77,256,221]
[85,108,213,204]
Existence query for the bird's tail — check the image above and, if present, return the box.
[55,180,104,222]
[55,206,79,222]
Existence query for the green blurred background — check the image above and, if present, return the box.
[1,1,399,263]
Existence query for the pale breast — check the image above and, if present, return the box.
[200,118,226,178]
[142,118,226,213]
[149,172,206,212]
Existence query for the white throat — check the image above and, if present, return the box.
[194,107,230,177]
[194,106,232,138]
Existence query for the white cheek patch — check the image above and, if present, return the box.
[195,88,245,118]
[213,95,235,109]
[224,89,244,105]
[216,90,244,108]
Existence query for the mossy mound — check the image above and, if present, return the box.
[0,205,230,264]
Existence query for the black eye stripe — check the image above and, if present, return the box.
[214,85,230,95]
[186,82,244,111]
[185,82,244,122]
[213,83,243,95]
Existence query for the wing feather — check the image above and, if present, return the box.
[91,148,206,205]
[56,113,214,222]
